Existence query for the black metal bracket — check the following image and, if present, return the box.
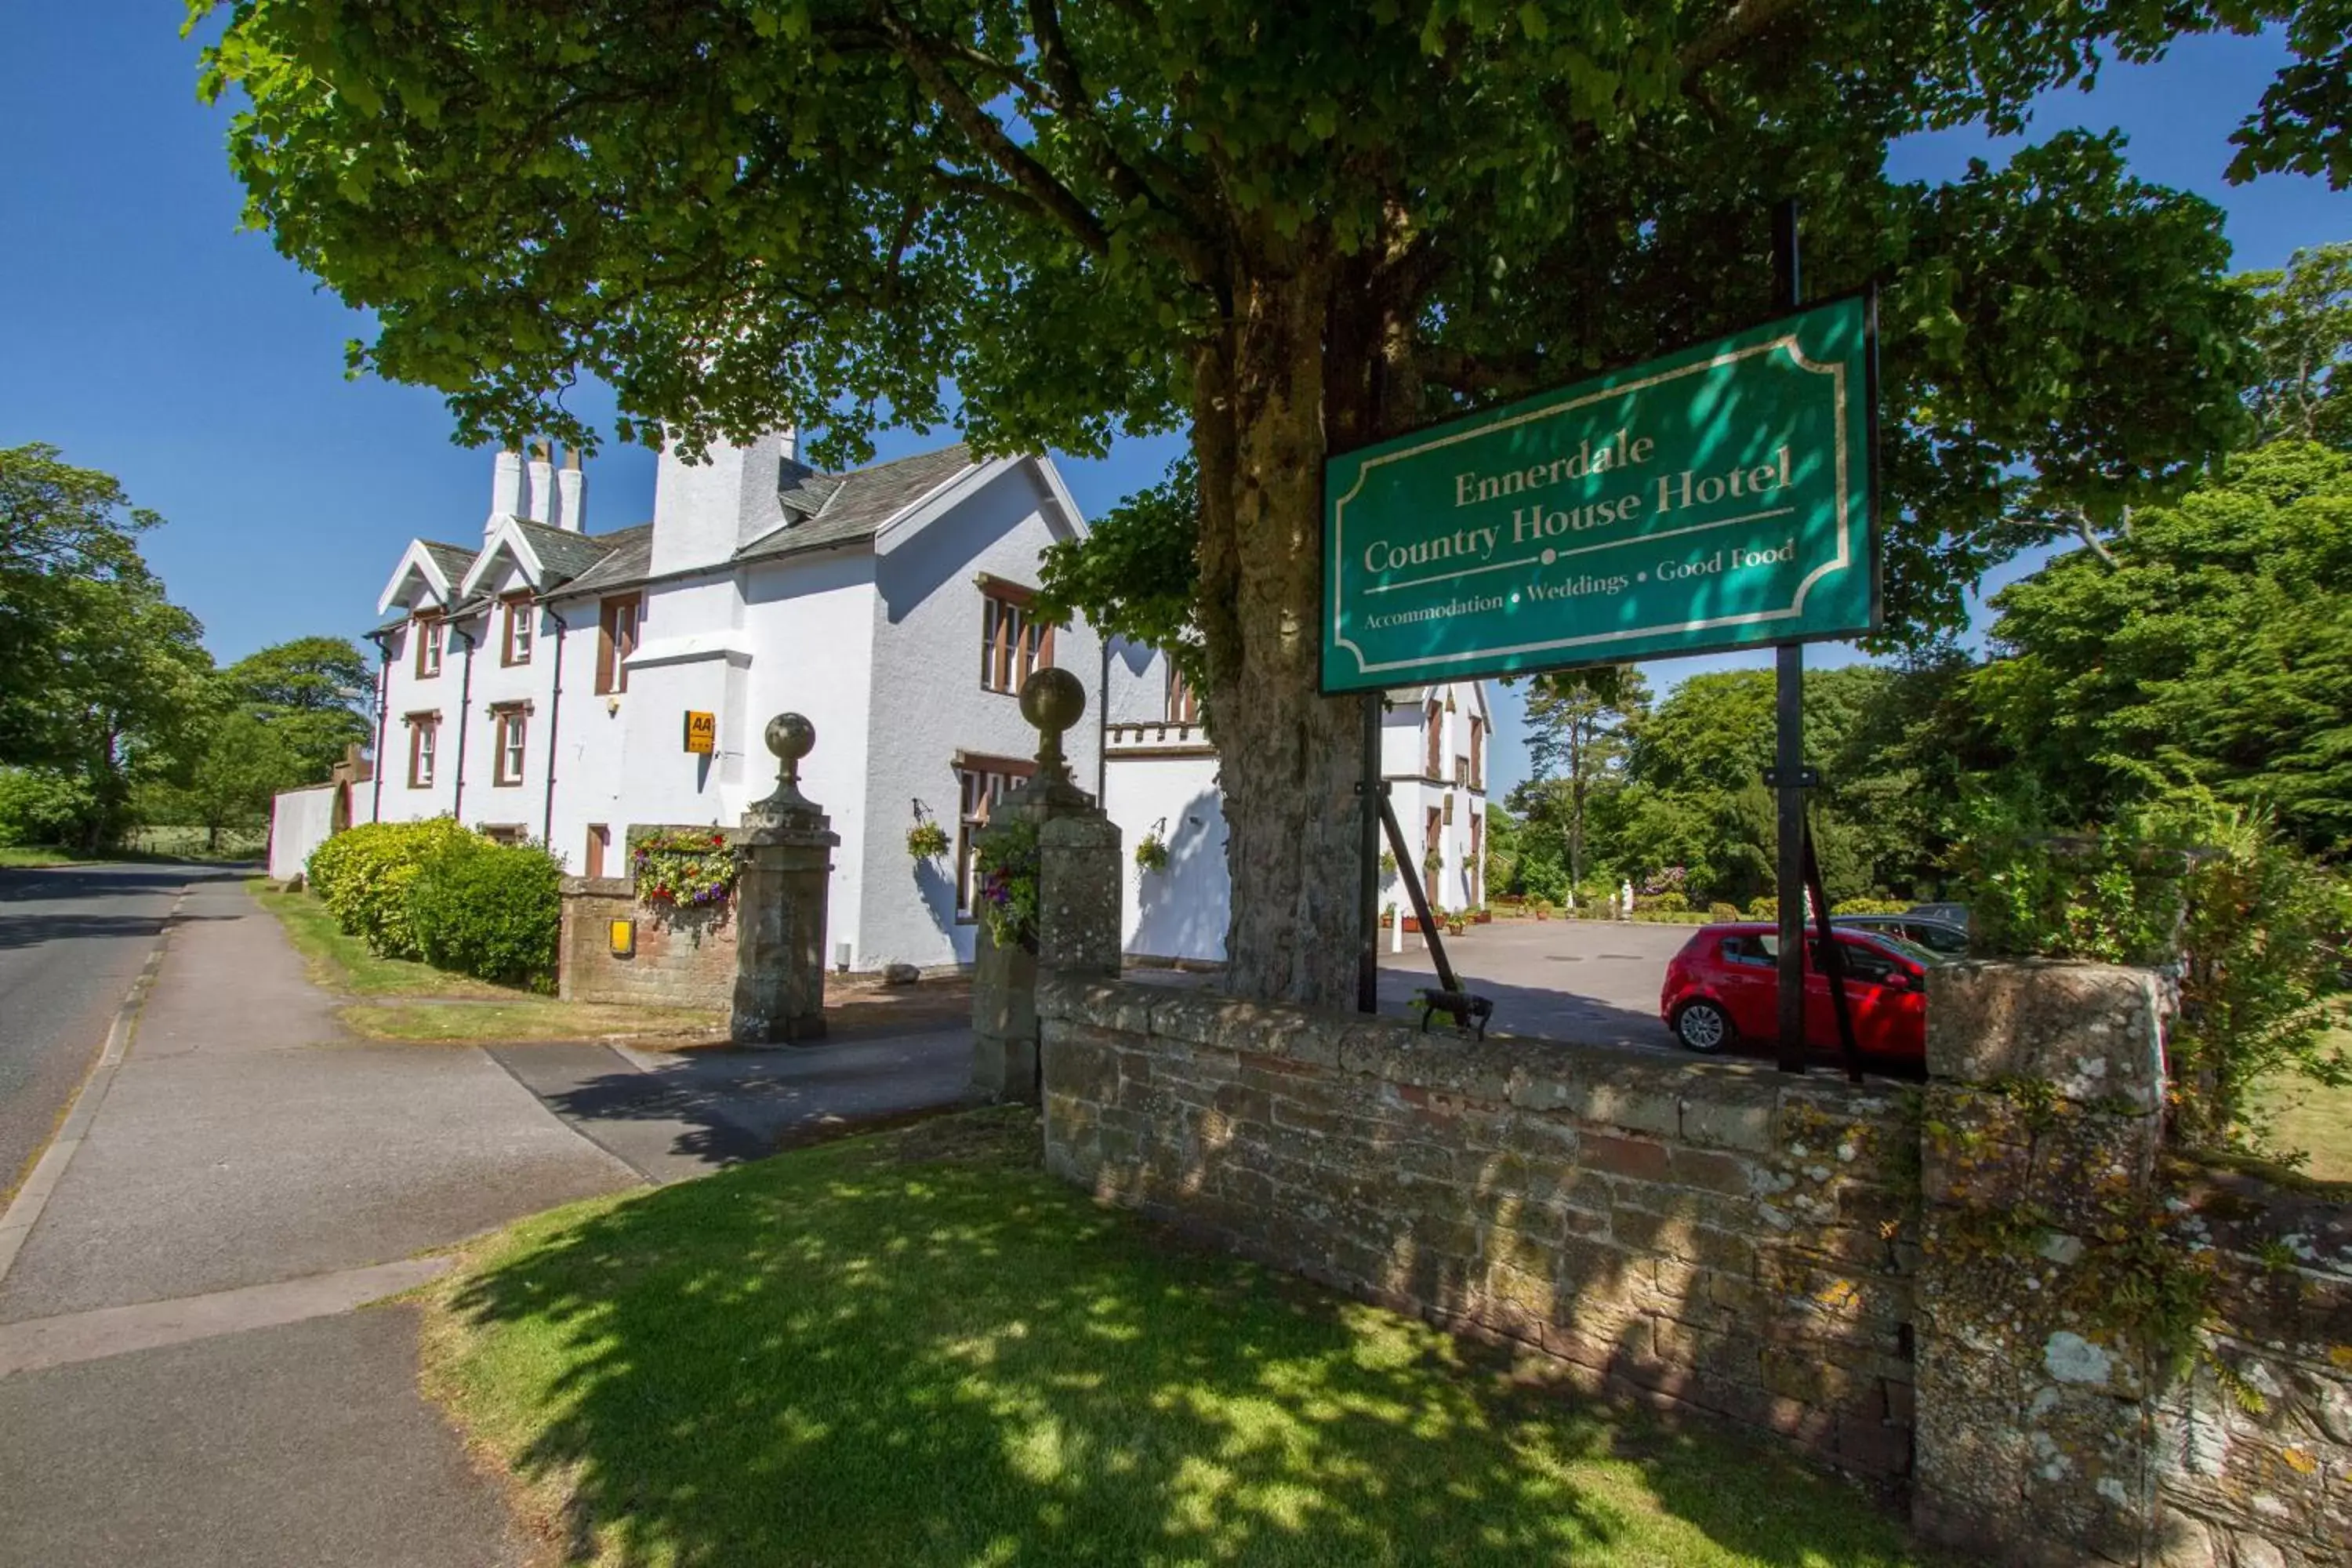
[1761,766,1822,789]
[1417,988,1494,1040]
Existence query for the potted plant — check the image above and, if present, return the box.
[1134,830,1171,874]
[905,820,950,861]
[1472,905,1493,925]
[1445,915,1466,937]
[1380,902,1396,929]
[1532,897,1553,920]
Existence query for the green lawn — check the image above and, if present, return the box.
[420,1109,1955,1568]
[249,878,722,1041]
[249,877,510,998]
[2252,1073,2352,1184]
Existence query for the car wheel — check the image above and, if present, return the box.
[1674,999,1733,1054]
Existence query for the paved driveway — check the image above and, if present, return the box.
[1379,917,1690,1050]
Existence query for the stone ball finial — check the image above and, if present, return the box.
[1020,667,1087,736]
[766,712,815,764]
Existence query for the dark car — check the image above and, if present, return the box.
[1834,913,1970,956]
[1905,902,1969,930]
[1661,922,1936,1061]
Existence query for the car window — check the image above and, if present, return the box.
[1720,934,1777,966]
[1899,921,1969,955]
[1863,932,1941,967]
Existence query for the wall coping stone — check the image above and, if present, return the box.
[561,876,636,897]
[1040,975,1897,1138]
[1925,959,2165,1113]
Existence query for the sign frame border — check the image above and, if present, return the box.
[1316,288,1882,696]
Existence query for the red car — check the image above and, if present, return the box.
[1660,922,1935,1062]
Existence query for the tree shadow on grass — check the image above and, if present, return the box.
[431,1110,1947,1568]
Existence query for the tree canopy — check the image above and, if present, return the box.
[199,0,2321,1000]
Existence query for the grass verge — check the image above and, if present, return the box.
[341,998,721,1044]
[249,878,723,1043]
[421,1109,1954,1568]
[249,877,510,998]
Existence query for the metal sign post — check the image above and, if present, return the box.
[1771,198,1808,1076]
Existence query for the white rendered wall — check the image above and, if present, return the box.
[738,550,879,966]
[857,463,1101,972]
[268,785,339,881]
[1104,637,1168,724]
[1104,750,1229,964]
[373,612,464,824]
[459,557,561,838]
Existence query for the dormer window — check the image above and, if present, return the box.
[502,593,535,666]
[414,612,445,679]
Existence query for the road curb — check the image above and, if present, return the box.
[0,889,184,1290]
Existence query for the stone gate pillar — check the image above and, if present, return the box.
[731,713,840,1045]
[970,667,1121,1102]
[1911,960,2170,1564]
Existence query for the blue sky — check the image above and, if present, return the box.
[2,13,2346,797]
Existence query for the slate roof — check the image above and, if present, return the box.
[557,523,654,597]
[419,540,481,594]
[508,518,617,585]
[734,444,978,564]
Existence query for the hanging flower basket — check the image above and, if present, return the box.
[1134,832,1171,874]
[633,829,735,910]
[906,821,951,861]
[973,820,1040,953]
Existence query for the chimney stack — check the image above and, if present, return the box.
[556,446,586,533]
[488,448,525,539]
[524,441,555,524]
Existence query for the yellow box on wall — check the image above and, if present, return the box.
[609,919,637,958]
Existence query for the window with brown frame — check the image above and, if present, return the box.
[501,593,535,666]
[1468,715,1486,789]
[954,756,1035,918]
[1425,699,1443,777]
[980,584,1053,695]
[413,612,444,679]
[492,706,528,786]
[585,824,610,879]
[405,713,440,789]
[595,593,640,695]
[481,824,526,847]
[1166,663,1200,724]
[1424,806,1443,866]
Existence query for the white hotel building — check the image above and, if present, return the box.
[348,433,1484,975]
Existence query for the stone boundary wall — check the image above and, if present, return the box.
[557,875,735,1008]
[1039,975,1921,1481]
[2152,1173,2352,1568]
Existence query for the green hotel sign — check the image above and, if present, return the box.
[1321,296,1876,693]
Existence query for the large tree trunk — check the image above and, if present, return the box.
[1193,263,1370,1007]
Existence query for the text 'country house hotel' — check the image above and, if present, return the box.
[336,433,1487,974]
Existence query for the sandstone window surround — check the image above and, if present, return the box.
[413,612,445,679]
[953,751,1035,918]
[595,593,640,695]
[1468,714,1485,789]
[500,592,535,666]
[978,576,1052,695]
[584,822,610,879]
[491,702,532,787]
[404,710,439,789]
[1425,699,1443,777]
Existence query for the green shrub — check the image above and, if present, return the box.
[307,817,481,960]
[1951,789,2352,1153]
[1831,897,1911,916]
[0,767,100,847]
[1646,891,1689,913]
[1708,902,1742,922]
[408,835,564,989]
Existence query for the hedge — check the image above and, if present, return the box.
[307,817,481,960]
[408,834,564,989]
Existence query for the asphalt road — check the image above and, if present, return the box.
[0,862,201,1204]
[1379,916,1692,1049]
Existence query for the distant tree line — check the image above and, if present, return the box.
[1494,241,2352,913]
[0,442,370,852]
